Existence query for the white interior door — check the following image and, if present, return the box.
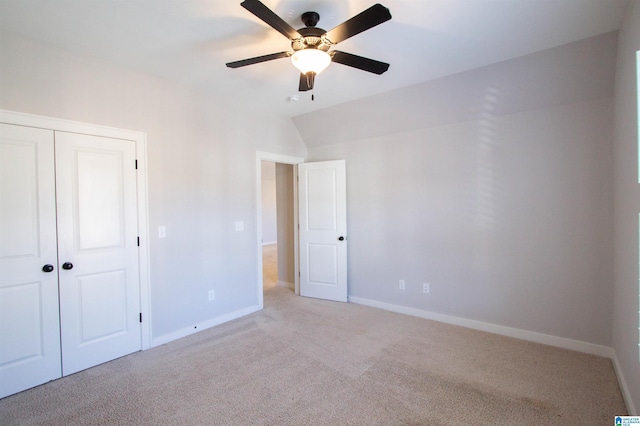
[298,160,347,302]
[55,131,141,375]
[0,124,62,398]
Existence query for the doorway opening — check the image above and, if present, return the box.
[260,160,291,292]
[255,152,303,308]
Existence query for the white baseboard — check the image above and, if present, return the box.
[277,280,294,290]
[348,296,614,358]
[262,241,277,246]
[150,304,262,348]
[612,354,638,415]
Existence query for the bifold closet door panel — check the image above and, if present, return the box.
[0,124,62,399]
[54,131,142,376]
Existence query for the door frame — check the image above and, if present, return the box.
[0,109,152,350]
[255,151,303,308]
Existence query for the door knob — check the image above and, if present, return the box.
[338,236,345,241]
[62,262,74,270]
[42,264,54,273]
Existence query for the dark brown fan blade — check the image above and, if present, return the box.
[324,4,391,44]
[331,51,389,74]
[298,72,315,91]
[226,51,291,68]
[241,0,302,40]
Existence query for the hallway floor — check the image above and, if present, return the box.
[262,244,277,291]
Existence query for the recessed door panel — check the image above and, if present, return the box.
[307,244,338,285]
[0,282,45,365]
[306,169,337,231]
[76,150,125,250]
[0,124,61,399]
[0,142,39,258]
[77,270,128,344]
[55,131,141,376]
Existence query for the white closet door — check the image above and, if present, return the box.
[0,124,62,398]
[55,131,141,375]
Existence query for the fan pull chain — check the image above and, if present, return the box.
[306,72,315,101]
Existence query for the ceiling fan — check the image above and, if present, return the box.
[226,0,392,94]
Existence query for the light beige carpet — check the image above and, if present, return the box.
[0,287,627,425]
[262,244,278,291]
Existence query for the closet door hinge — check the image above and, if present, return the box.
[135,159,138,170]
[137,237,140,246]
[139,313,142,323]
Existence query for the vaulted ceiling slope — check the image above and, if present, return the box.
[294,31,619,148]
[0,0,628,117]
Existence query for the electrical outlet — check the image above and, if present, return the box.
[423,283,430,294]
[158,226,166,238]
[399,280,405,290]
[208,289,215,301]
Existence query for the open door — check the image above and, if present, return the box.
[298,160,347,302]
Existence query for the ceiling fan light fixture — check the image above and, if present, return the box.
[291,49,331,75]
[227,1,392,92]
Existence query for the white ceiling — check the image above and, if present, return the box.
[0,0,629,117]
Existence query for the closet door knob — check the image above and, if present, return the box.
[338,236,345,241]
[42,264,54,273]
[62,262,74,270]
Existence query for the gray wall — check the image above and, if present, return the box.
[613,0,640,413]
[0,31,307,341]
[302,33,616,347]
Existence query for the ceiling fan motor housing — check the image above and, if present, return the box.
[301,11,320,27]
